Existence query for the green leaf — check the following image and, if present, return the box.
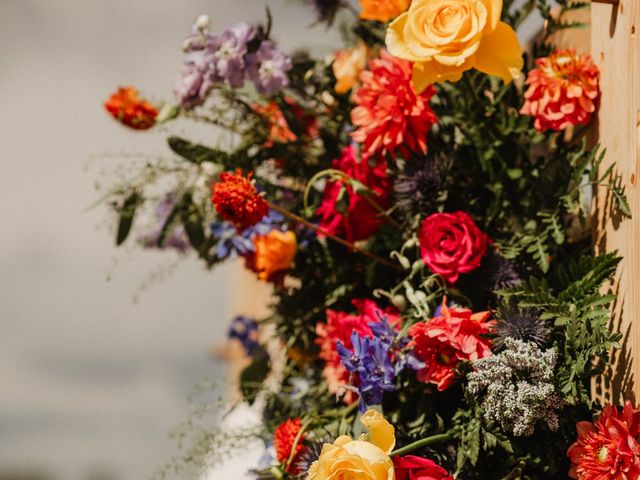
[116,191,141,246]
[180,193,205,250]
[168,136,231,165]
[239,346,270,405]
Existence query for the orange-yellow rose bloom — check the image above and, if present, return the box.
[385,0,524,91]
[253,230,297,281]
[359,0,411,22]
[333,42,371,94]
[308,409,396,480]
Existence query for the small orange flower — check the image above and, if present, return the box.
[253,101,298,147]
[274,418,306,474]
[104,86,157,130]
[252,230,297,281]
[211,170,269,231]
[333,42,371,94]
[359,0,410,22]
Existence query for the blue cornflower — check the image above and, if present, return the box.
[228,315,259,356]
[210,221,255,259]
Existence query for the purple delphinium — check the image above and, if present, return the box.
[137,193,189,252]
[337,314,424,412]
[210,221,255,259]
[210,22,256,88]
[228,315,259,356]
[211,209,288,259]
[247,41,292,95]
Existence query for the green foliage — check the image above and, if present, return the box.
[115,190,141,245]
[239,346,271,405]
[168,136,231,166]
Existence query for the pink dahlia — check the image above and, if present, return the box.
[316,299,400,398]
[568,401,640,480]
[315,145,391,242]
[351,50,437,159]
[520,49,599,132]
[408,298,494,391]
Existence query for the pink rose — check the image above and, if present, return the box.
[393,455,454,480]
[418,211,489,284]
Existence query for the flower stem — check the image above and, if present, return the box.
[389,431,453,457]
[267,202,402,271]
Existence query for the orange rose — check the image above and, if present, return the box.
[359,0,411,22]
[333,42,371,94]
[253,230,297,281]
[386,0,523,91]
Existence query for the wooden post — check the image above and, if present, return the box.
[592,0,640,404]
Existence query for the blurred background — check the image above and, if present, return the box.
[0,1,545,480]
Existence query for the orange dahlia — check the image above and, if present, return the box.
[211,169,269,231]
[568,401,640,480]
[408,298,494,391]
[520,49,599,132]
[104,86,157,130]
[351,50,437,159]
[274,418,306,474]
[253,101,298,147]
[359,0,410,22]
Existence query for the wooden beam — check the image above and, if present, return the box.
[592,0,640,404]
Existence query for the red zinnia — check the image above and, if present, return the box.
[568,401,640,480]
[104,86,158,130]
[408,298,493,391]
[315,145,391,242]
[316,299,401,399]
[211,169,269,231]
[274,418,306,474]
[520,49,599,132]
[351,50,437,159]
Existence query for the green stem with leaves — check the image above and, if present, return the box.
[390,431,453,457]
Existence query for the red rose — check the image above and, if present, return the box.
[393,455,454,480]
[418,211,489,284]
[316,145,391,242]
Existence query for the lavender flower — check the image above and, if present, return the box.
[247,41,292,95]
[210,22,255,88]
[228,315,259,356]
[137,193,189,252]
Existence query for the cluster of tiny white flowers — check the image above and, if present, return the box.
[467,338,564,437]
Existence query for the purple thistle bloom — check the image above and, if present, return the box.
[228,315,259,356]
[247,41,292,95]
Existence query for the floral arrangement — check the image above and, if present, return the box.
[98,0,637,478]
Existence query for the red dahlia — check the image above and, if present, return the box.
[568,401,640,480]
[274,418,306,474]
[211,169,269,231]
[104,86,158,130]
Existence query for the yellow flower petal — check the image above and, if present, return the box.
[412,59,473,92]
[360,409,396,454]
[479,0,502,32]
[473,21,523,83]
[386,13,423,62]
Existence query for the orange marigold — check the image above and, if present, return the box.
[211,169,269,231]
[274,418,306,474]
[359,0,410,22]
[568,401,640,480]
[520,49,599,132]
[104,86,157,130]
[351,50,437,159]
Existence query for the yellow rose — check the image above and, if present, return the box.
[307,409,395,480]
[386,0,523,91]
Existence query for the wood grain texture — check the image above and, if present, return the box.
[591,0,640,404]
